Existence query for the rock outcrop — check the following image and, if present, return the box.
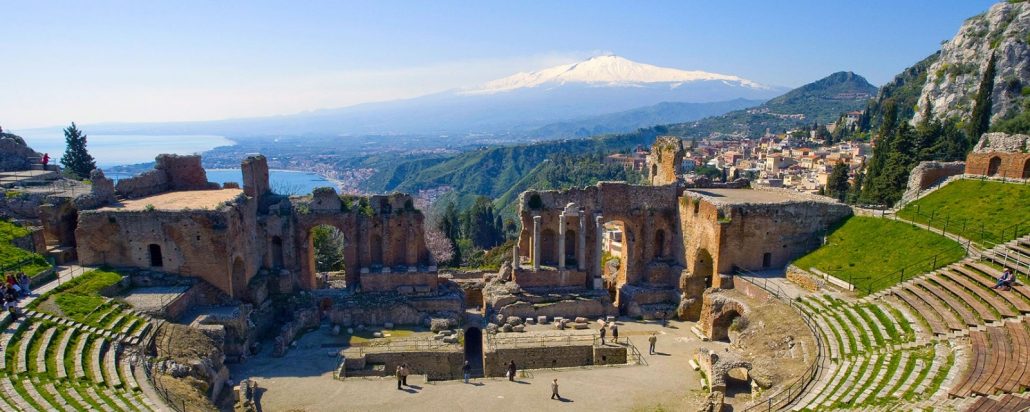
[0,132,40,172]
[914,1,1030,124]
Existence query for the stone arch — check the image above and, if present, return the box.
[988,156,1002,176]
[694,248,715,288]
[540,228,557,266]
[700,291,748,342]
[1023,158,1030,179]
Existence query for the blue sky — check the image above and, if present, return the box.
[1,0,998,129]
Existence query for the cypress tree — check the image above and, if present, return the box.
[967,53,996,143]
[59,122,97,180]
[826,162,850,202]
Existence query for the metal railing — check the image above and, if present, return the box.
[858,249,966,296]
[733,271,825,412]
[977,236,1030,283]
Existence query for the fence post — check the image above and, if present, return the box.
[933,255,937,270]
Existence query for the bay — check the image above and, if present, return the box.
[103,169,337,196]
[17,132,235,168]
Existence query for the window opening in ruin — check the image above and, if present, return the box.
[762,252,772,268]
[987,156,1002,176]
[1023,159,1029,179]
[695,248,714,289]
[540,228,557,266]
[148,244,163,267]
[311,225,347,288]
[231,257,245,298]
[463,327,484,378]
[271,236,284,268]
[651,164,658,180]
[711,309,742,343]
[601,220,629,306]
[370,233,383,268]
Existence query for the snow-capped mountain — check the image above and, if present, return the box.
[462,55,771,94]
[78,55,786,138]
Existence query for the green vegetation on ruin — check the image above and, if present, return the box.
[29,268,125,324]
[898,179,1030,245]
[792,216,965,294]
[0,219,51,277]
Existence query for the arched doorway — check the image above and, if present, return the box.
[601,220,631,306]
[725,366,753,399]
[987,156,1002,176]
[540,229,557,266]
[711,309,742,342]
[464,327,484,378]
[695,248,714,288]
[310,225,347,288]
[1022,159,1029,179]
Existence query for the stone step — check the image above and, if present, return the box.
[894,359,926,397]
[854,352,894,404]
[73,334,90,379]
[34,326,58,375]
[791,360,839,410]
[48,381,87,411]
[120,355,140,391]
[55,328,75,379]
[99,386,133,412]
[858,306,890,345]
[810,360,852,407]
[0,378,19,412]
[21,378,58,411]
[0,319,26,372]
[83,386,119,412]
[1,376,32,411]
[15,323,40,374]
[89,338,107,384]
[105,342,123,388]
[876,352,910,399]
[105,313,129,332]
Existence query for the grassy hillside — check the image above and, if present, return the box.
[793,216,965,294]
[0,220,50,276]
[529,98,763,139]
[898,179,1030,245]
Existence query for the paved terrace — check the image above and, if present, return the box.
[686,188,839,206]
[101,188,243,211]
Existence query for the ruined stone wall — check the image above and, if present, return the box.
[646,136,684,185]
[513,270,586,289]
[360,272,439,293]
[484,344,595,377]
[965,132,1030,179]
[115,170,169,199]
[716,201,851,273]
[75,198,261,298]
[516,182,682,290]
[115,154,213,199]
[356,350,465,381]
[900,161,967,204]
[240,155,270,198]
[677,196,724,289]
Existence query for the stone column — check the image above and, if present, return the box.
[512,243,520,269]
[533,215,541,271]
[594,214,604,282]
[558,213,567,269]
[577,211,586,271]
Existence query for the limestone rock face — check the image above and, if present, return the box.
[0,133,40,172]
[913,1,1030,125]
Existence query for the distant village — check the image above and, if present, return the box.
[606,110,867,194]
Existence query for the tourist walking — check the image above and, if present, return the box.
[610,323,619,344]
[648,333,657,355]
[41,153,49,169]
[462,360,471,383]
[17,273,30,297]
[507,360,517,381]
[396,365,403,390]
[400,363,410,386]
[550,378,561,400]
[599,324,606,345]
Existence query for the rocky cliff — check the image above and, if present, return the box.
[914,1,1030,124]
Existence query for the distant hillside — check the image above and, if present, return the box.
[668,71,877,137]
[529,98,763,139]
[861,52,941,130]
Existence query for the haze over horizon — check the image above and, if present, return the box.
[1,0,997,129]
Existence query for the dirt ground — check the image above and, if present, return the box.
[219,287,816,412]
[103,188,242,211]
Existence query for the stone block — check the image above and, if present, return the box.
[501,324,513,333]
[512,325,525,332]
[525,317,535,325]
[572,322,588,330]
[414,286,432,294]
[397,286,414,295]
[574,317,587,323]
[537,316,548,324]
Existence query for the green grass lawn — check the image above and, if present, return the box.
[898,179,1030,245]
[30,269,124,323]
[0,219,51,276]
[792,216,966,295]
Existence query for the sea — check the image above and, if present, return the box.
[16,132,335,196]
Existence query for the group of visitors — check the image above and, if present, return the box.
[395,363,411,390]
[598,321,619,345]
[1,272,31,319]
[994,268,1016,291]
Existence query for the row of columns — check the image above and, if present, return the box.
[528,211,604,275]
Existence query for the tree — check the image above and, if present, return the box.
[311,226,346,272]
[825,162,850,202]
[967,53,996,143]
[60,122,97,179]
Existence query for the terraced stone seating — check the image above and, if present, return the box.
[0,314,159,411]
[981,236,1030,278]
[963,392,1030,411]
[950,319,1030,398]
[790,295,954,411]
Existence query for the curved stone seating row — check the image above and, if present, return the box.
[963,392,1030,412]
[950,319,1030,398]
[982,236,1030,276]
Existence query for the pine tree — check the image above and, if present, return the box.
[826,162,850,202]
[60,122,97,179]
[967,53,996,143]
